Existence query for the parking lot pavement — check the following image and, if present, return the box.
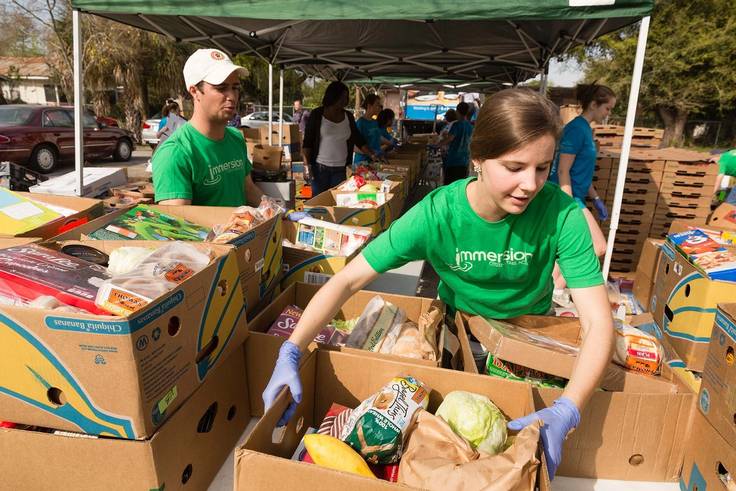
[47,145,153,180]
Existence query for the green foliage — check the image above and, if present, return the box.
[571,0,736,143]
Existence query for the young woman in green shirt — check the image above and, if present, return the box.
[263,88,615,479]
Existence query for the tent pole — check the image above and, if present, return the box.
[268,63,273,146]
[279,68,284,146]
[540,63,549,94]
[602,16,651,279]
[73,9,85,196]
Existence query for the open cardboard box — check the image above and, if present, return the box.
[1,345,250,490]
[51,203,283,315]
[281,220,373,289]
[304,182,402,234]
[2,192,103,239]
[454,312,696,481]
[245,282,445,416]
[652,220,736,371]
[633,238,664,312]
[251,144,284,172]
[237,349,549,491]
[0,239,247,439]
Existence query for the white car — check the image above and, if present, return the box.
[141,114,162,148]
[240,111,293,129]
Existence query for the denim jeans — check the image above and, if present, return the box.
[310,163,347,196]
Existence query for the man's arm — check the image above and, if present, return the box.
[158,198,192,205]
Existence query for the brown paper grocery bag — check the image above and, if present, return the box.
[398,411,540,491]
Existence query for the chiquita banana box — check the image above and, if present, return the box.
[228,213,283,314]
[0,240,247,439]
[652,241,736,372]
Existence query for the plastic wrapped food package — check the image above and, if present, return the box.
[612,321,664,375]
[345,296,406,352]
[208,196,285,244]
[95,242,212,316]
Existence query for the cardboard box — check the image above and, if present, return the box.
[281,221,371,288]
[304,185,401,234]
[709,203,736,231]
[260,124,301,145]
[52,204,283,315]
[652,235,736,371]
[246,282,445,415]
[699,303,736,446]
[29,167,128,197]
[680,411,736,491]
[454,313,696,481]
[251,144,284,172]
[0,240,247,439]
[459,313,679,393]
[1,347,250,490]
[1,192,104,240]
[237,349,548,491]
[241,127,262,143]
[633,238,664,311]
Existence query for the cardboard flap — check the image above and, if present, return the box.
[467,316,580,380]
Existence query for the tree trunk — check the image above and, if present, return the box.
[658,106,689,147]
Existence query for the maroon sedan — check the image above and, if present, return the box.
[0,105,135,173]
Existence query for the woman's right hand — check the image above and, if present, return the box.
[262,340,303,427]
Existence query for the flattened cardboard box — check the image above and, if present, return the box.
[652,222,736,372]
[0,240,247,439]
[0,347,250,491]
[680,410,736,491]
[455,313,696,481]
[245,282,445,416]
[51,203,283,314]
[237,349,549,491]
[2,192,103,239]
[304,182,402,234]
[699,303,736,446]
[281,221,372,289]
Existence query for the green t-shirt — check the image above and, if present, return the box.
[719,149,736,177]
[153,123,253,207]
[362,178,603,318]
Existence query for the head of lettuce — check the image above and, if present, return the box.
[435,390,508,455]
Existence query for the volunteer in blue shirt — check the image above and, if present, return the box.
[377,108,397,152]
[440,101,474,185]
[548,84,615,287]
[353,94,384,167]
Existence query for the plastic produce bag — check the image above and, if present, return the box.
[107,247,154,276]
[345,296,406,351]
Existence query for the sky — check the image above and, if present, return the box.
[547,58,585,87]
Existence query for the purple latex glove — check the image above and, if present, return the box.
[262,341,302,427]
[593,197,609,221]
[507,397,580,479]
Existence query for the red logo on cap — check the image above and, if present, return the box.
[211,50,226,61]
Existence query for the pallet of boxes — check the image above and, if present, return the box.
[597,147,717,272]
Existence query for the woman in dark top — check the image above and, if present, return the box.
[302,81,378,196]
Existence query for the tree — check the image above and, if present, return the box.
[572,0,736,146]
[0,4,44,56]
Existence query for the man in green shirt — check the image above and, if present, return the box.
[713,149,736,200]
[153,49,264,207]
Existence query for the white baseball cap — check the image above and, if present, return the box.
[183,49,249,89]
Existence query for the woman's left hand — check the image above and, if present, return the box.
[507,397,580,479]
[593,197,609,221]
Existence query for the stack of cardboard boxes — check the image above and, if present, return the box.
[592,124,664,150]
[595,148,717,271]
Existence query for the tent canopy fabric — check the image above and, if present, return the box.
[71,1,652,82]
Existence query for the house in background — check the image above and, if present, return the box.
[0,56,65,105]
